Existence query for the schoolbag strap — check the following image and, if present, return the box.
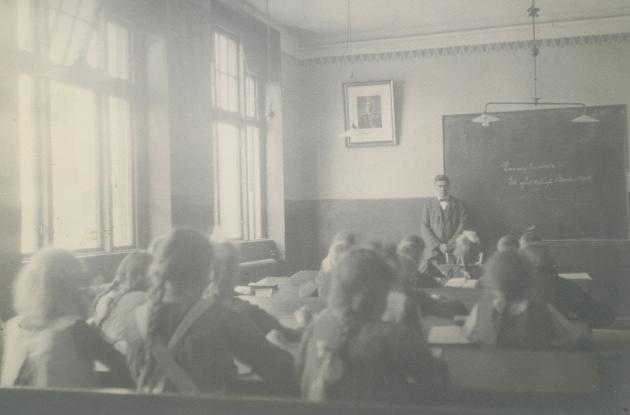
[167,298,213,351]
[150,339,200,394]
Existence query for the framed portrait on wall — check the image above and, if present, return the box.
[343,80,396,147]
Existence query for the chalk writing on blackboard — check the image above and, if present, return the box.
[501,161,566,172]
[506,174,593,190]
[502,161,592,190]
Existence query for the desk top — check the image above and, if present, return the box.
[238,272,630,400]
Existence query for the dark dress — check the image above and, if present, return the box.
[297,308,449,404]
[550,276,615,328]
[124,300,295,394]
[470,293,555,349]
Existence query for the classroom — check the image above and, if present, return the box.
[1,0,630,414]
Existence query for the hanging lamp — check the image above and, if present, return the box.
[338,0,366,139]
[472,0,598,127]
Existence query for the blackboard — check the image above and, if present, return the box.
[443,105,628,246]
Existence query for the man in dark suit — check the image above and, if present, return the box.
[421,174,469,264]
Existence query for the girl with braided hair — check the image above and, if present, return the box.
[1,249,133,389]
[208,239,309,345]
[123,228,294,395]
[91,250,152,354]
[297,245,448,404]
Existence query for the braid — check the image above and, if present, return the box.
[90,278,120,324]
[94,251,152,329]
[137,277,166,392]
[91,279,121,328]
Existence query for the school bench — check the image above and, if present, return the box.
[0,387,607,415]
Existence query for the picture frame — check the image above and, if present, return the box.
[343,80,396,147]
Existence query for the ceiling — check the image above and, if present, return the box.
[243,0,630,47]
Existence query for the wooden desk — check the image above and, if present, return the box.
[423,287,482,310]
[241,276,326,329]
[443,349,600,394]
[240,273,630,403]
[558,272,592,293]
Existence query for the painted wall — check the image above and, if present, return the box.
[281,35,630,314]
[294,38,630,200]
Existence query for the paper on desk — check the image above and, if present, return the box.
[445,278,478,288]
[559,272,591,281]
[444,278,467,288]
[428,325,472,345]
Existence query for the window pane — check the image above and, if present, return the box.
[109,96,134,247]
[19,75,37,253]
[217,72,228,110]
[214,33,239,112]
[228,76,238,112]
[245,76,257,119]
[246,126,262,239]
[49,81,99,249]
[48,0,99,66]
[216,123,241,239]
[17,0,34,51]
[107,21,130,79]
[227,39,238,76]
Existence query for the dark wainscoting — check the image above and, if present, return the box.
[285,198,630,314]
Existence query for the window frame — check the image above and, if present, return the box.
[211,28,266,241]
[17,0,139,255]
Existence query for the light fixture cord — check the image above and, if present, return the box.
[266,0,271,77]
[528,0,540,105]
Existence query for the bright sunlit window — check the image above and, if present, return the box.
[212,31,264,240]
[17,1,136,253]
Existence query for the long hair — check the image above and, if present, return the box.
[92,250,153,328]
[137,228,213,391]
[328,246,394,327]
[481,250,532,303]
[207,239,240,298]
[14,248,86,327]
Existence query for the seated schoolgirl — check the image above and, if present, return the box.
[497,234,520,252]
[520,243,615,328]
[91,250,153,354]
[1,249,133,389]
[208,239,310,344]
[123,228,294,395]
[314,237,354,299]
[463,251,591,349]
[297,246,449,404]
[397,235,440,289]
[519,230,542,249]
[387,240,467,322]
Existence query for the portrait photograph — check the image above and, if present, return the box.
[343,80,396,147]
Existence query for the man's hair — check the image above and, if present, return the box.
[434,174,449,184]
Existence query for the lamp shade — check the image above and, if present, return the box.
[472,113,501,127]
[571,113,599,123]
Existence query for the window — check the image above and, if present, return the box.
[212,31,264,240]
[17,0,136,253]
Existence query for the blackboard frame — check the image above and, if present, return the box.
[442,105,629,243]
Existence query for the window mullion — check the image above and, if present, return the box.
[101,93,113,252]
[240,127,249,240]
